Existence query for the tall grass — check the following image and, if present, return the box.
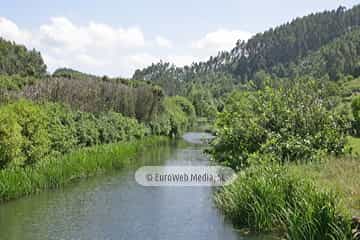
[0,136,168,202]
[289,156,360,216]
[215,164,352,239]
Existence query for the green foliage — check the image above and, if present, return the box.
[0,110,24,167]
[0,74,40,104]
[0,75,38,91]
[215,164,352,239]
[133,62,233,119]
[97,111,146,143]
[0,100,50,167]
[229,5,360,81]
[42,103,77,155]
[133,61,183,96]
[148,96,195,137]
[0,136,168,202]
[148,113,172,136]
[163,96,195,137]
[132,5,360,102]
[53,68,99,80]
[292,28,360,80]
[74,112,100,147]
[0,99,148,168]
[210,79,349,169]
[0,38,46,77]
[351,96,360,136]
[170,96,196,118]
[11,101,50,165]
[187,84,218,119]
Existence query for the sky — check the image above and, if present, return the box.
[0,0,359,77]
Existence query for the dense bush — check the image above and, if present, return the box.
[42,103,78,155]
[215,164,352,239]
[351,96,360,136]
[0,110,24,167]
[148,96,195,137]
[0,75,38,91]
[21,76,163,121]
[97,111,147,143]
[0,74,39,104]
[210,78,349,169]
[187,85,218,120]
[0,100,147,168]
[0,100,50,167]
[74,112,101,147]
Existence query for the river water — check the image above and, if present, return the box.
[0,132,272,240]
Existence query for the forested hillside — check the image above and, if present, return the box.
[0,38,46,77]
[228,5,360,81]
[1,3,360,239]
[133,4,360,118]
[292,28,360,80]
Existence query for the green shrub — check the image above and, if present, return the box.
[121,116,146,140]
[97,111,146,143]
[0,100,50,166]
[148,113,172,136]
[187,84,218,120]
[164,96,195,137]
[97,112,124,143]
[0,99,159,169]
[73,111,100,147]
[0,110,24,167]
[43,103,78,155]
[171,96,196,119]
[0,75,38,91]
[210,79,349,168]
[351,96,360,136]
[12,101,51,164]
[148,96,195,137]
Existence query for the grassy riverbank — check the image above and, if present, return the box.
[215,139,360,239]
[209,79,360,239]
[215,164,353,239]
[0,136,168,202]
[290,158,360,216]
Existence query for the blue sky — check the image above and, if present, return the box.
[1,0,359,77]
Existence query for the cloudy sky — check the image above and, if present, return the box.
[0,0,358,77]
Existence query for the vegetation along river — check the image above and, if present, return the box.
[0,132,273,240]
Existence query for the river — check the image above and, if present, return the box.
[0,132,273,240]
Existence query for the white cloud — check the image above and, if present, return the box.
[127,53,159,72]
[39,17,145,53]
[0,17,32,45]
[0,17,252,77]
[165,55,200,66]
[155,36,172,48]
[192,29,252,51]
[0,17,150,77]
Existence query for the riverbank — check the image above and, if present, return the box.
[215,138,360,239]
[0,136,168,203]
[289,156,360,216]
[215,163,353,239]
[0,132,250,240]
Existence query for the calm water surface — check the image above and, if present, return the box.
[0,132,274,240]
